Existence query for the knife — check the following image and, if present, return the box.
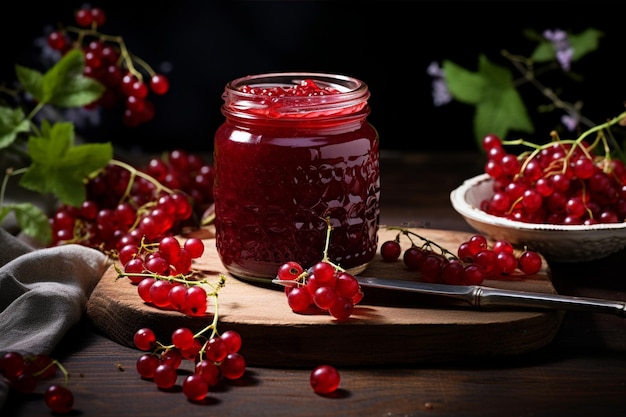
[271,276,626,317]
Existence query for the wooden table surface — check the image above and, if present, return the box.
[5,151,626,417]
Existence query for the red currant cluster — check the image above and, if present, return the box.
[121,235,204,277]
[133,327,246,402]
[380,228,542,285]
[114,234,225,317]
[0,351,73,414]
[277,260,363,321]
[45,5,170,127]
[50,149,214,252]
[143,149,215,214]
[481,133,626,225]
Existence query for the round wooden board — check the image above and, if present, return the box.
[86,226,563,367]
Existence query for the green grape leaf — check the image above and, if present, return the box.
[0,106,30,149]
[444,55,534,146]
[531,28,603,63]
[0,203,52,245]
[17,49,105,107]
[19,121,113,207]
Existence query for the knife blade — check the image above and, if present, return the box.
[272,276,626,317]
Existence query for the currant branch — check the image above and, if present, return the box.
[385,225,459,261]
[502,49,595,129]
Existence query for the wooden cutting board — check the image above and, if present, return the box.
[86,226,563,367]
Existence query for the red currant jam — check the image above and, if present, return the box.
[213,72,380,281]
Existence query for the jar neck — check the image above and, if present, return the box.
[221,72,371,125]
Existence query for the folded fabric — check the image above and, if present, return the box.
[0,228,110,410]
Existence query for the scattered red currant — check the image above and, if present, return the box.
[380,228,543,285]
[132,327,247,402]
[310,364,341,394]
[380,240,402,262]
[1,351,73,413]
[45,384,74,414]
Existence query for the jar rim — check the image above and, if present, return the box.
[222,72,370,119]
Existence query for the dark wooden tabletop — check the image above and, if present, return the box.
[5,151,626,417]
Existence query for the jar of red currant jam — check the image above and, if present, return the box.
[213,72,380,282]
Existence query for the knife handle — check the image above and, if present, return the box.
[474,287,626,317]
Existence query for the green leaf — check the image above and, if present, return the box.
[442,60,487,104]
[0,203,52,245]
[19,121,113,207]
[473,88,534,144]
[0,106,30,149]
[44,49,105,107]
[531,28,603,63]
[444,55,534,146]
[15,65,45,102]
[569,28,604,61]
[18,49,105,108]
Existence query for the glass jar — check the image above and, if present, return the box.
[213,72,380,282]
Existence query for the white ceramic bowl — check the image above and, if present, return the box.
[450,173,626,262]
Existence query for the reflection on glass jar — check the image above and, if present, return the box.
[213,72,380,282]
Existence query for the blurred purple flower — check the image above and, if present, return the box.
[543,29,573,71]
[427,61,452,107]
[561,113,579,132]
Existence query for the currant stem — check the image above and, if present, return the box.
[108,159,174,201]
[386,226,459,260]
[501,49,596,129]
[321,216,332,262]
[65,26,152,81]
[505,110,626,177]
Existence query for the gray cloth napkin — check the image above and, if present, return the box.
[0,227,109,410]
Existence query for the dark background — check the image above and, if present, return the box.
[1,1,623,155]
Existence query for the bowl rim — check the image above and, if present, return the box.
[450,173,626,232]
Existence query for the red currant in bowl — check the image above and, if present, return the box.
[451,173,626,262]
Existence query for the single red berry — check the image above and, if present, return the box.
[44,384,74,414]
[47,31,67,51]
[133,327,156,351]
[380,240,402,262]
[310,364,340,394]
[150,74,170,95]
[91,7,107,26]
[220,352,246,380]
[75,8,93,27]
[518,250,542,274]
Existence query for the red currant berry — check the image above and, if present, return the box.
[287,286,312,313]
[310,364,340,394]
[277,261,304,281]
[220,330,242,353]
[380,240,402,262]
[312,261,336,285]
[403,246,425,270]
[171,327,195,351]
[154,364,178,389]
[134,327,156,351]
[184,237,205,258]
[195,359,220,386]
[518,250,542,274]
[75,8,93,27]
[183,374,208,401]
[150,74,170,95]
[47,31,67,51]
[220,352,246,380]
[44,384,74,414]
[136,353,160,378]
